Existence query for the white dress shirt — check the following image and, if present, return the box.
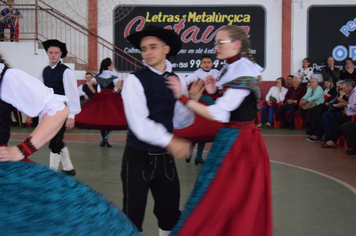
[38,59,81,119]
[265,86,288,103]
[1,68,67,120]
[184,68,220,85]
[122,60,194,148]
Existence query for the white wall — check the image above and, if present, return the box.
[1,41,47,78]
[1,41,86,80]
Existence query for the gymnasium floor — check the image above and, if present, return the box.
[9,126,356,236]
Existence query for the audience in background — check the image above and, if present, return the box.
[340,58,356,82]
[258,77,288,128]
[321,79,356,148]
[341,121,356,155]
[0,0,22,42]
[298,78,324,134]
[276,77,306,130]
[321,56,340,84]
[286,75,294,88]
[323,78,336,97]
[307,80,346,142]
[296,58,313,87]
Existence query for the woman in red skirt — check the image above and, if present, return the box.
[75,58,127,147]
[167,25,272,236]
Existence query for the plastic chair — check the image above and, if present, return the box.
[3,18,19,42]
[279,102,303,130]
[324,94,331,101]
[337,114,356,149]
[258,100,282,128]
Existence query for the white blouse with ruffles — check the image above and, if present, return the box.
[1,67,67,120]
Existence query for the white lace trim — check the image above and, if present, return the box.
[38,94,68,121]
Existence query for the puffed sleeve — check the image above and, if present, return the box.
[1,69,67,119]
[63,69,81,118]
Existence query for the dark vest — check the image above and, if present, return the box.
[229,91,257,122]
[82,84,96,98]
[126,67,176,153]
[0,69,13,144]
[42,62,69,95]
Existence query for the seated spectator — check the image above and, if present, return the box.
[323,78,336,97]
[0,0,22,42]
[307,80,347,142]
[257,77,288,128]
[341,121,356,155]
[321,56,340,85]
[340,58,356,82]
[78,72,97,104]
[322,79,356,148]
[296,58,313,87]
[286,75,294,88]
[299,78,324,134]
[276,77,307,130]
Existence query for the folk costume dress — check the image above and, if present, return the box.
[0,65,140,235]
[75,70,127,130]
[0,65,67,147]
[171,56,273,236]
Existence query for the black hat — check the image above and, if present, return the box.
[126,25,182,58]
[42,39,68,58]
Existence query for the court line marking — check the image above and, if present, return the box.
[10,133,356,194]
[271,160,356,195]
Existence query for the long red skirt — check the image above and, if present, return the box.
[171,121,272,236]
[75,89,128,130]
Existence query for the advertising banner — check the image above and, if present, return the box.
[114,5,265,72]
[308,6,356,72]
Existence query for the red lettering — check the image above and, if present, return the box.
[124,19,250,45]
[200,25,224,43]
[124,16,146,38]
[173,19,186,35]
[181,26,201,43]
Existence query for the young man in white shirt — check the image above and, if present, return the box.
[38,39,81,176]
[122,25,194,236]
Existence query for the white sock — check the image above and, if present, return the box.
[159,228,171,236]
[49,152,61,170]
[60,147,74,171]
